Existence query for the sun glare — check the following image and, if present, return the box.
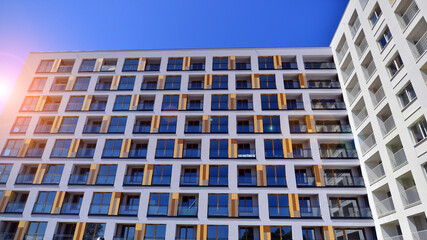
[0,80,12,101]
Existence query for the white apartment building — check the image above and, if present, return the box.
[331,0,427,239]
[0,48,376,239]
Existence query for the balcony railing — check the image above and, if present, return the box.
[34,125,52,133]
[123,175,143,185]
[363,61,376,80]
[375,196,395,217]
[24,234,45,240]
[236,102,253,110]
[296,176,316,187]
[372,86,386,106]
[316,124,352,133]
[181,149,201,158]
[236,81,252,89]
[186,102,203,110]
[180,175,199,186]
[68,174,88,185]
[269,206,290,218]
[0,233,16,240]
[414,31,427,58]
[100,65,116,71]
[235,63,251,70]
[140,83,157,90]
[95,83,111,90]
[401,186,421,207]
[184,124,202,133]
[390,148,407,170]
[347,83,361,104]
[282,62,298,69]
[238,176,257,187]
[89,204,110,215]
[137,103,154,111]
[341,61,355,83]
[329,206,372,218]
[336,43,349,63]
[380,116,395,136]
[145,64,160,71]
[25,148,44,157]
[367,163,385,184]
[133,125,150,133]
[237,125,254,133]
[128,149,147,158]
[350,18,361,37]
[239,205,259,217]
[286,101,304,110]
[359,133,376,154]
[299,206,322,218]
[118,205,139,216]
[76,148,95,158]
[293,149,312,158]
[237,149,256,159]
[308,81,340,89]
[356,38,368,58]
[177,205,198,217]
[15,174,35,184]
[42,103,60,111]
[320,148,358,158]
[208,204,228,217]
[32,203,53,214]
[60,203,81,214]
[4,202,25,213]
[304,62,335,69]
[83,125,101,133]
[284,81,301,89]
[399,1,419,28]
[311,101,346,110]
[57,66,73,72]
[51,84,67,91]
[95,175,116,185]
[188,82,204,90]
[290,124,308,133]
[413,230,427,240]
[353,107,368,128]
[190,63,205,70]
[53,234,74,240]
[89,103,106,111]
[325,176,364,187]
[147,204,168,216]
[41,174,62,184]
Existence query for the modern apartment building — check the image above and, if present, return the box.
[331,0,427,239]
[0,47,377,239]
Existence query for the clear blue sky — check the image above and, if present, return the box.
[0,0,348,112]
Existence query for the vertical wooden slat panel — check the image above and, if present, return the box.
[298,73,307,88]
[199,165,209,186]
[108,192,121,215]
[168,193,179,216]
[87,164,100,185]
[202,115,210,133]
[51,191,65,214]
[278,93,287,110]
[110,75,120,90]
[179,94,187,110]
[254,115,264,133]
[81,95,93,111]
[119,139,131,158]
[305,115,315,133]
[100,116,111,133]
[129,94,139,111]
[35,96,47,112]
[50,116,63,133]
[204,75,212,89]
[94,58,104,72]
[229,94,236,110]
[134,223,145,240]
[229,56,235,70]
[73,222,87,240]
[323,226,335,240]
[15,220,29,240]
[150,116,160,133]
[313,165,324,186]
[51,59,61,72]
[157,75,165,90]
[251,74,260,89]
[282,139,293,158]
[256,165,266,186]
[142,164,154,185]
[137,58,146,71]
[229,193,238,217]
[173,139,183,158]
[67,139,81,158]
[65,76,76,91]
[228,139,237,158]
[33,164,48,184]
[17,139,32,157]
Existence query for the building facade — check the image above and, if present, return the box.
[0,48,376,239]
[331,0,427,239]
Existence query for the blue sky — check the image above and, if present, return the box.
[0,0,348,112]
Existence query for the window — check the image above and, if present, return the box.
[159,116,177,133]
[123,58,139,71]
[237,120,252,133]
[42,165,63,184]
[210,139,228,158]
[145,225,166,240]
[102,139,123,158]
[59,117,78,133]
[211,116,228,133]
[212,75,228,89]
[410,117,427,143]
[83,223,105,240]
[211,95,228,110]
[239,227,254,240]
[264,139,284,158]
[182,168,197,185]
[238,169,253,185]
[261,94,279,110]
[268,194,290,217]
[51,140,71,157]
[20,96,39,111]
[1,139,23,157]
[29,78,47,91]
[90,192,112,215]
[207,226,228,240]
[208,194,228,217]
[73,77,90,91]
[334,229,365,240]
[118,76,135,90]
[162,95,179,110]
[26,222,47,239]
[302,228,316,240]
[271,226,292,240]
[237,99,251,110]
[259,56,274,70]
[79,59,96,72]
[378,27,392,49]
[66,96,85,111]
[177,226,196,239]
[213,57,228,70]
[33,191,56,213]
[0,164,12,183]
[134,120,151,133]
[139,99,154,111]
[387,54,404,76]
[11,117,31,133]
[295,169,308,185]
[165,76,181,90]
[369,6,382,26]
[96,165,117,185]
[260,75,276,89]
[108,116,127,133]
[398,83,417,108]
[155,139,175,158]
[113,95,131,111]
[266,166,286,186]
[263,116,281,133]
[167,58,183,71]
[37,60,54,72]
[148,193,169,215]
[284,80,300,89]
[329,197,359,217]
[239,196,255,216]
[209,165,228,186]
[152,165,172,185]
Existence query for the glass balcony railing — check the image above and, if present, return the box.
[401,186,421,207]
[353,107,368,128]
[284,81,301,89]
[147,204,168,216]
[336,43,349,63]
[57,66,73,72]
[238,176,257,187]
[32,203,53,214]
[95,175,116,185]
[282,62,298,69]
[237,149,256,159]
[239,205,259,217]
[190,63,205,70]
[83,125,101,133]
[145,64,160,71]
[4,202,25,213]
[290,124,308,133]
[89,204,110,215]
[320,148,358,159]
[235,63,251,70]
[412,229,427,240]
[414,32,427,58]
[133,125,150,133]
[269,206,290,218]
[89,103,106,111]
[292,149,312,158]
[372,86,386,107]
[118,205,139,216]
[42,103,60,111]
[141,83,157,90]
[0,233,16,240]
[24,234,45,240]
[15,174,35,184]
[188,82,204,90]
[390,148,407,170]
[375,196,395,217]
[137,103,154,111]
[123,175,143,185]
[68,174,88,185]
[34,125,52,133]
[363,61,376,80]
[299,206,321,218]
[208,204,228,217]
[41,174,62,184]
[182,149,201,158]
[308,81,340,89]
[324,176,365,187]
[316,124,352,133]
[208,176,228,187]
[100,65,116,72]
[358,132,376,152]
[350,18,361,37]
[399,1,419,29]
[341,62,355,83]
[177,205,198,217]
[311,101,346,110]
[60,203,81,214]
[51,84,67,91]
[186,102,203,110]
[295,176,316,187]
[304,62,335,69]
[53,234,75,240]
[286,101,304,110]
[237,125,254,133]
[95,83,111,90]
[76,148,95,158]
[329,206,372,218]
[380,116,396,136]
[180,175,199,186]
[128,149,147,158]
[367,163,385,184]
[25,148,44,157]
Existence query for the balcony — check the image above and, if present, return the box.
[359,133,376,154]
[290,124,308,133]
[284,81,301,89]
[413,32,427,58]
[372,86,385,106]
[190,63,205,71]
[282,62,298,69]
[182,149,201,159]
[413,230,427,240]
[60,203,81,215]
[336,43,349,63]
[15,174,35,184]
[304,62,335,69]
[208,204,228,217]
[316,124,351,133]
[25,148,44,157]
[186,102,203,111]
[88,204,110,215]
[95,83,111,91]
[330,206,372,218]
[341,62,354,83]
[145,64,160,71]
[95,175,115,185]
[128,148,147,158]
[75,148,95,158]
[353,107,368,128]
[390,148,407,170]
[235,63,251,70]
[238,176,257,187]
[237,149,256,159]
[237,125,254,133]
[141,82,157,90]
[363,61,376,80]
[137,102,154,111]
[24,234,45,240]
[53,234,74,240]
[296,176,316,187]
[236,102,253,110]
[208,176,228,187]
[100,65,116,72]
[118,205,139,216]
[177,205,198,217]
[89,103,106,111]
[400,186,421,207]
[367,163,385,184]
[180,175,199,186]
[34,125,52,133]
[299,206,322,218]
[239,205,259,218]
[184,124,202,133]
[293,149,312,159]
[51,83,67,91]
[312,101,346,110]
[286,101,304,110]
[375,197,395,217]
[83,125,101,133]
[42,103,60,111]
[356,38,368,58]
[320,148,358,159]
[380,116,396,136]
[399,1,419,29]
[133,125,150,133]
[57,65,73,73]
[4,202,25,213]
[68,174,88,185]
[147,204,168,216]
[350,18,361,37]
[308,81,340,89]
[347,84,361,104]
[269,206,290,218]
[32,203,53,214]
[188,82,204,90]
[324,176,365,187]
[123,175,143,186]
[0,233,16,240]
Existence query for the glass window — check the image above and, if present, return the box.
[209,165,228,186]
[295,169,308,184]
[260,74,276,89]
[83,223,105,240]
[102,139,123,158]
[79,59,96,72]
[96,165,117,185]
[33,191,56,213]
[51,140,72,157]
[379,27,392,49]
[108,116,127,133]
[20,96,40,111]
[410,117,427,143]
[66,96,85,111]
[155,139,175,158]
[29,78,47,91]
[211,116,228,133]
[118,76,135,90]
[398,83,416,108]
[263,116,281,133]
[139,99,154,111]
[213,57,228,70]
[59,117,78,133]
[208,194,228,216]
[26,222,47,239]
[162,95,180,110]
[11,117,31,133]
[165,76,181,90]
[335,229,365,240]
[212,95,228,110]
[271,226,292,240]
[208,225,228,240]
[239,227,254,240]
[259,56,274,70]
[113,95,131,111]
[148,193,169,215]
[370,6,382,25]
[159,116,177,133]
[145,224,166,239]
[167,58,183,71]
[152,165,172,185]
[73,77,90,91]
[268,194,290,217]
[212,75,228,89]
[2,139,23,157]
[42,165,63,184]
[264,139,284,158]
[387,54,404,76]
[37,60,54,72]
[266,166,286,186]
[123,58,139,71]
[90,192,111,215]
[302,228,316,240]
[210,139,228,158]
[0,164,12,183]
[261,94,279,110]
